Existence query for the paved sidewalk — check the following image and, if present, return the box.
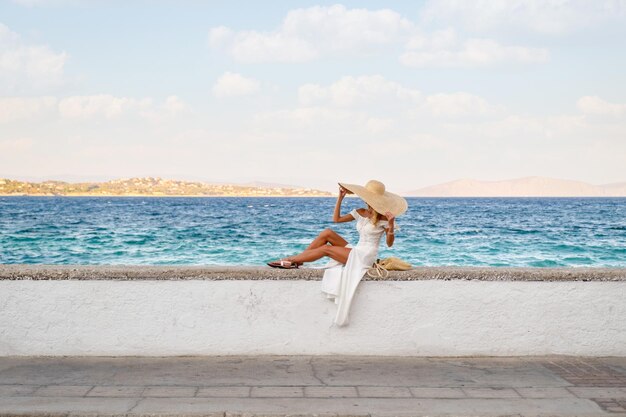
[0,355,625,416]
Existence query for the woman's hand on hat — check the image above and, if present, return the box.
[338,186,348,198]
[384,211,395,224]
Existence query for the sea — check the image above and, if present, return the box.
[0,196,624,267]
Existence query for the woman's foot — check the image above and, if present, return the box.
[267,259,300,269]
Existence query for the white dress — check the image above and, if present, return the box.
[320,208,399,326]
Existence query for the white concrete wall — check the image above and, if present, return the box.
[1,279,624,356]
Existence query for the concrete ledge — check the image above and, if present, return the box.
[1,264,625,281]
[1,271,625,356]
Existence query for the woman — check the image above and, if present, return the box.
[268,179,407,326]
[267,179,407,269]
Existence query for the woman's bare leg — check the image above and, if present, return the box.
[305,228,348,250]
[269,229,349,267]
[283,245,351,265]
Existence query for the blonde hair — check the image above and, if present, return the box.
[367,204,382,226]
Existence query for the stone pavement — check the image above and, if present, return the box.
[0,355,625,416]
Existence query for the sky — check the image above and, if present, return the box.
[0,0,625,193]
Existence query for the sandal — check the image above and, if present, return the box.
[267,260,300,269]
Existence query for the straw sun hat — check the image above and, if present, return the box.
[338,179,408,217]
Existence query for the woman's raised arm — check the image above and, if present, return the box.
[333,186,355,223]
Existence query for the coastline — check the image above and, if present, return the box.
[0,194,334,198]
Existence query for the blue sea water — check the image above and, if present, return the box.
[0,196,624,267]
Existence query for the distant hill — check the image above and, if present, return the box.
[0,177,332,197]
[405,176,626,197]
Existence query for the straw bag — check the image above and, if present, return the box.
[366,256,412,278]
[380,256,412,271]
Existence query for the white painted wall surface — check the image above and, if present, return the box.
[1,280,624,356]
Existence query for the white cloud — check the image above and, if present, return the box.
[298,75,420,107]
[253,77,507,150]
[0,96,57,123]
[253,106,355,128]
[406,28,457,50]
[420,0,626,34]
[213,72,260,98]
[229,32,317,63]
[162,95,187,114]
[365,117,394,134]
[208,26,234,48]
[0,94,187,123]
[423,92,501,117]
[363,133,453,155]
[208,6,551,68]
[0,23,67,88]
[297,84,327,106]
[138,95,190,123]
[281,5,411,49]
[208,4,413,63]
[296,76,499,119]
[258,76,504,141]
[577,96,626,116]
[58,95,153,119]
[401,32,549,68]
